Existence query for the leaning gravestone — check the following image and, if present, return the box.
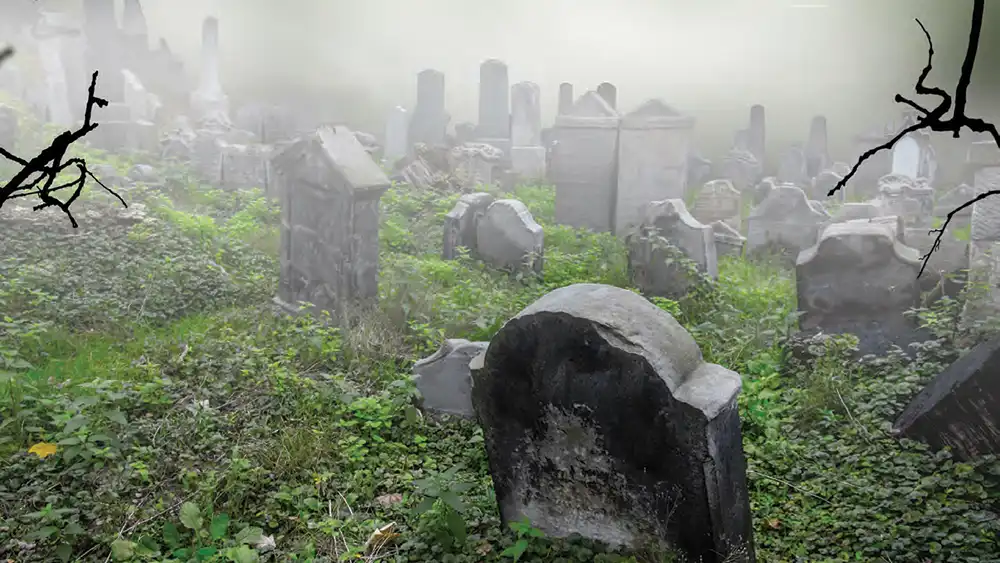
[271,126,390,321]
[476,199,544,274]
[796,221,924,356]
[471,283,755,563]
[712,220,746,258]
[413,339,490,419]
[627,199,717,299]
[692,179,742,229]
[443,192,496,260]
[892,336,1000,459]
[615,99,695,234]
[550,91,621,232]
[746,185,827,259]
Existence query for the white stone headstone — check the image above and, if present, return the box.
[891,136,920,178]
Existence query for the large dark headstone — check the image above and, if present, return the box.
[471,283,755,563]
[893,337,1000,459]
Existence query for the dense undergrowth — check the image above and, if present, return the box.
[1,106,999,562]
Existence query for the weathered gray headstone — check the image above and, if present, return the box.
[219,142,270,191]
[383,106,409,165]
[747,104,766,166]
[812,168,846,201]
[796,221,924,356]
[746,185,827,259]
[692,179,742,229]
[712,220,746,258]
[271,126,390,321]
[893,336,1000,459]
[596,82,617,110]
[510,81,546,180]
[409,69,449,147]
[190,17,230,125]
[721,148,762,194]
[471,283,755,563]
[477,59,510,151]
[550,91,621,232]
[414,339,489,419]
[449,142,504,190]
[962,141,1000,325]
[777,144,808,187]
[804,115,829,178]
[615,99,695,234]
[476,199,544,274]
[628,199,717,298]
[557,82,574,115]
[443,192,496,260]
[0,105,19,150]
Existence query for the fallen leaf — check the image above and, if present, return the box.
[476,541,493,555]
[28,442,57,459]
[767,518,781,529]
[364,522,399,553]
[254,534,276,552]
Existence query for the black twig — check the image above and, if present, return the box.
[0,69,126,227]
[827,0,990,277]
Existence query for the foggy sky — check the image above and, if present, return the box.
[47,1,1000,158]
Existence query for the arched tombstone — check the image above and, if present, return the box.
[471,283,755,563]
[746,185,827,260]
[796,221,924,356]
[627,199,718,299]
[891,135,921,179]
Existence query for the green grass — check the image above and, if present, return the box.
[1,107,999,562]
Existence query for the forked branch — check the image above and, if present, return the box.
[827,0,993,277]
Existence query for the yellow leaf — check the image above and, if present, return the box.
[364,522,399,553]
[28,442,57,459]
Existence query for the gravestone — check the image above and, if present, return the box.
[851,129,894,200]
[450,142,504,190]
[777,144,809,187]
[82,0,124,101]
[627,199,717,299]
[471,283,755,563]
[828,202,882,223]
[510,81,546,180]
[692,179,742,229]
[477,59,510,152]
[476,199,544,274]
[597,82,617,110]
[812,168,846,201]
[122,69,161,123]
[36,34,72,127]
[721,148,762,194]
[893,336,1000,459]
[409,69,449,147]
[443,192,496,260]
[747,104,766,167]
[190,17,230,125]
[271,126,390,321]
[891,135,921,179]
[550,91,621,232]
[615,99,695,234]
[558,82,574,115]
[413,339,489,419]
[746,185,827,259]
[805,115,830,178]
[383,106,409,165]
[732,129,749,152]
[712,220,746,258]
[0,105,18,150]
[219,142,270,191]
[796,221,924,356]
[962,141,1000,324]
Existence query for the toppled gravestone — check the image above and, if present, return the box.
[413,339,490,418]
[476,199,544,274]
[627,199,717,299]
[443,192,495,260]
[892,336,1000,459]
[471,284,755,563]
[796,221,925,356]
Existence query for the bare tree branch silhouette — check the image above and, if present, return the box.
[0,47,125,227]
[827,0,993,277]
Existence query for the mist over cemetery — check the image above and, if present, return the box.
[2,2,1000,562]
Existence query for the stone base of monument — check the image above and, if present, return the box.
[510,145,546,180]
